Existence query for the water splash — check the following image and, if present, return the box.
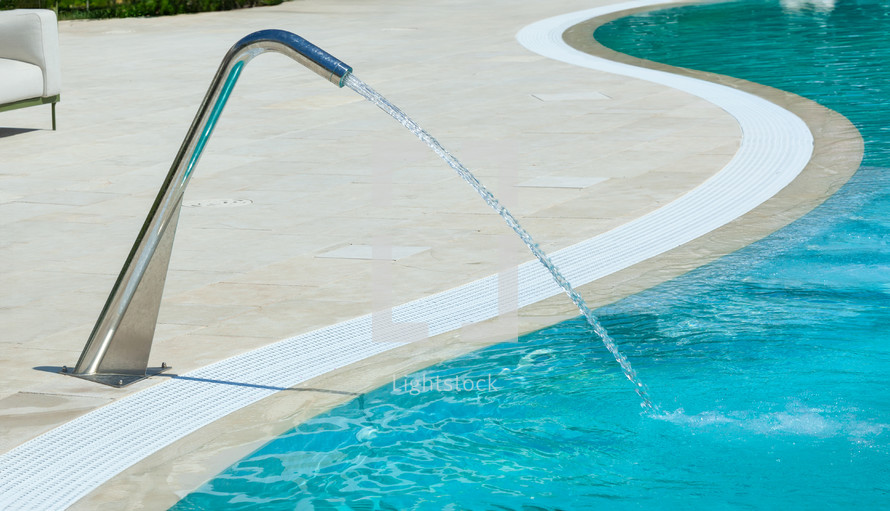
[656,406,888,440]
[344,73,658,412]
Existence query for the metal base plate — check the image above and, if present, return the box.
[63,366,171,388]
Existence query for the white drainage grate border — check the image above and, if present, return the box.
[0,1,813,509]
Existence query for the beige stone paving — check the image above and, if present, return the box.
[0,0,863,507]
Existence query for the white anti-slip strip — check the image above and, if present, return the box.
[0,2,813,509]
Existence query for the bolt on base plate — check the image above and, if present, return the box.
[61,365,171,388]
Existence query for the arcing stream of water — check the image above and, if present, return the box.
[344,73,658,412]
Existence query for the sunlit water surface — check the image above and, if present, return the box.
[173,0,890,508]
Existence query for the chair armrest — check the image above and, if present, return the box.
[0,9,61,97]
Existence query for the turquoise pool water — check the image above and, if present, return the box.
[173,1,890,508]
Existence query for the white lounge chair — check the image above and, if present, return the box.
[0,9,61,130]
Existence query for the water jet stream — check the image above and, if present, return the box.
[345,73,658,412]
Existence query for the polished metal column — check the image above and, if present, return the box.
[70,31,352,386]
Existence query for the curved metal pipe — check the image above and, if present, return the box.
[241,30,353,87]
[73,31,352,385]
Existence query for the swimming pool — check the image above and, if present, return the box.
[172,0,890,508]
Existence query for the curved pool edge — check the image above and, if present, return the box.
[566,4,864,245]
[1,1,862,510]
[547,1,864,307]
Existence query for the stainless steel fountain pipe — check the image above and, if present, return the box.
[71,31,352,386]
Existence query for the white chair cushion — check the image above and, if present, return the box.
[0,10,61,97]
[0,58,44,104]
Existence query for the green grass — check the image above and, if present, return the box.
[1,0,283,19]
